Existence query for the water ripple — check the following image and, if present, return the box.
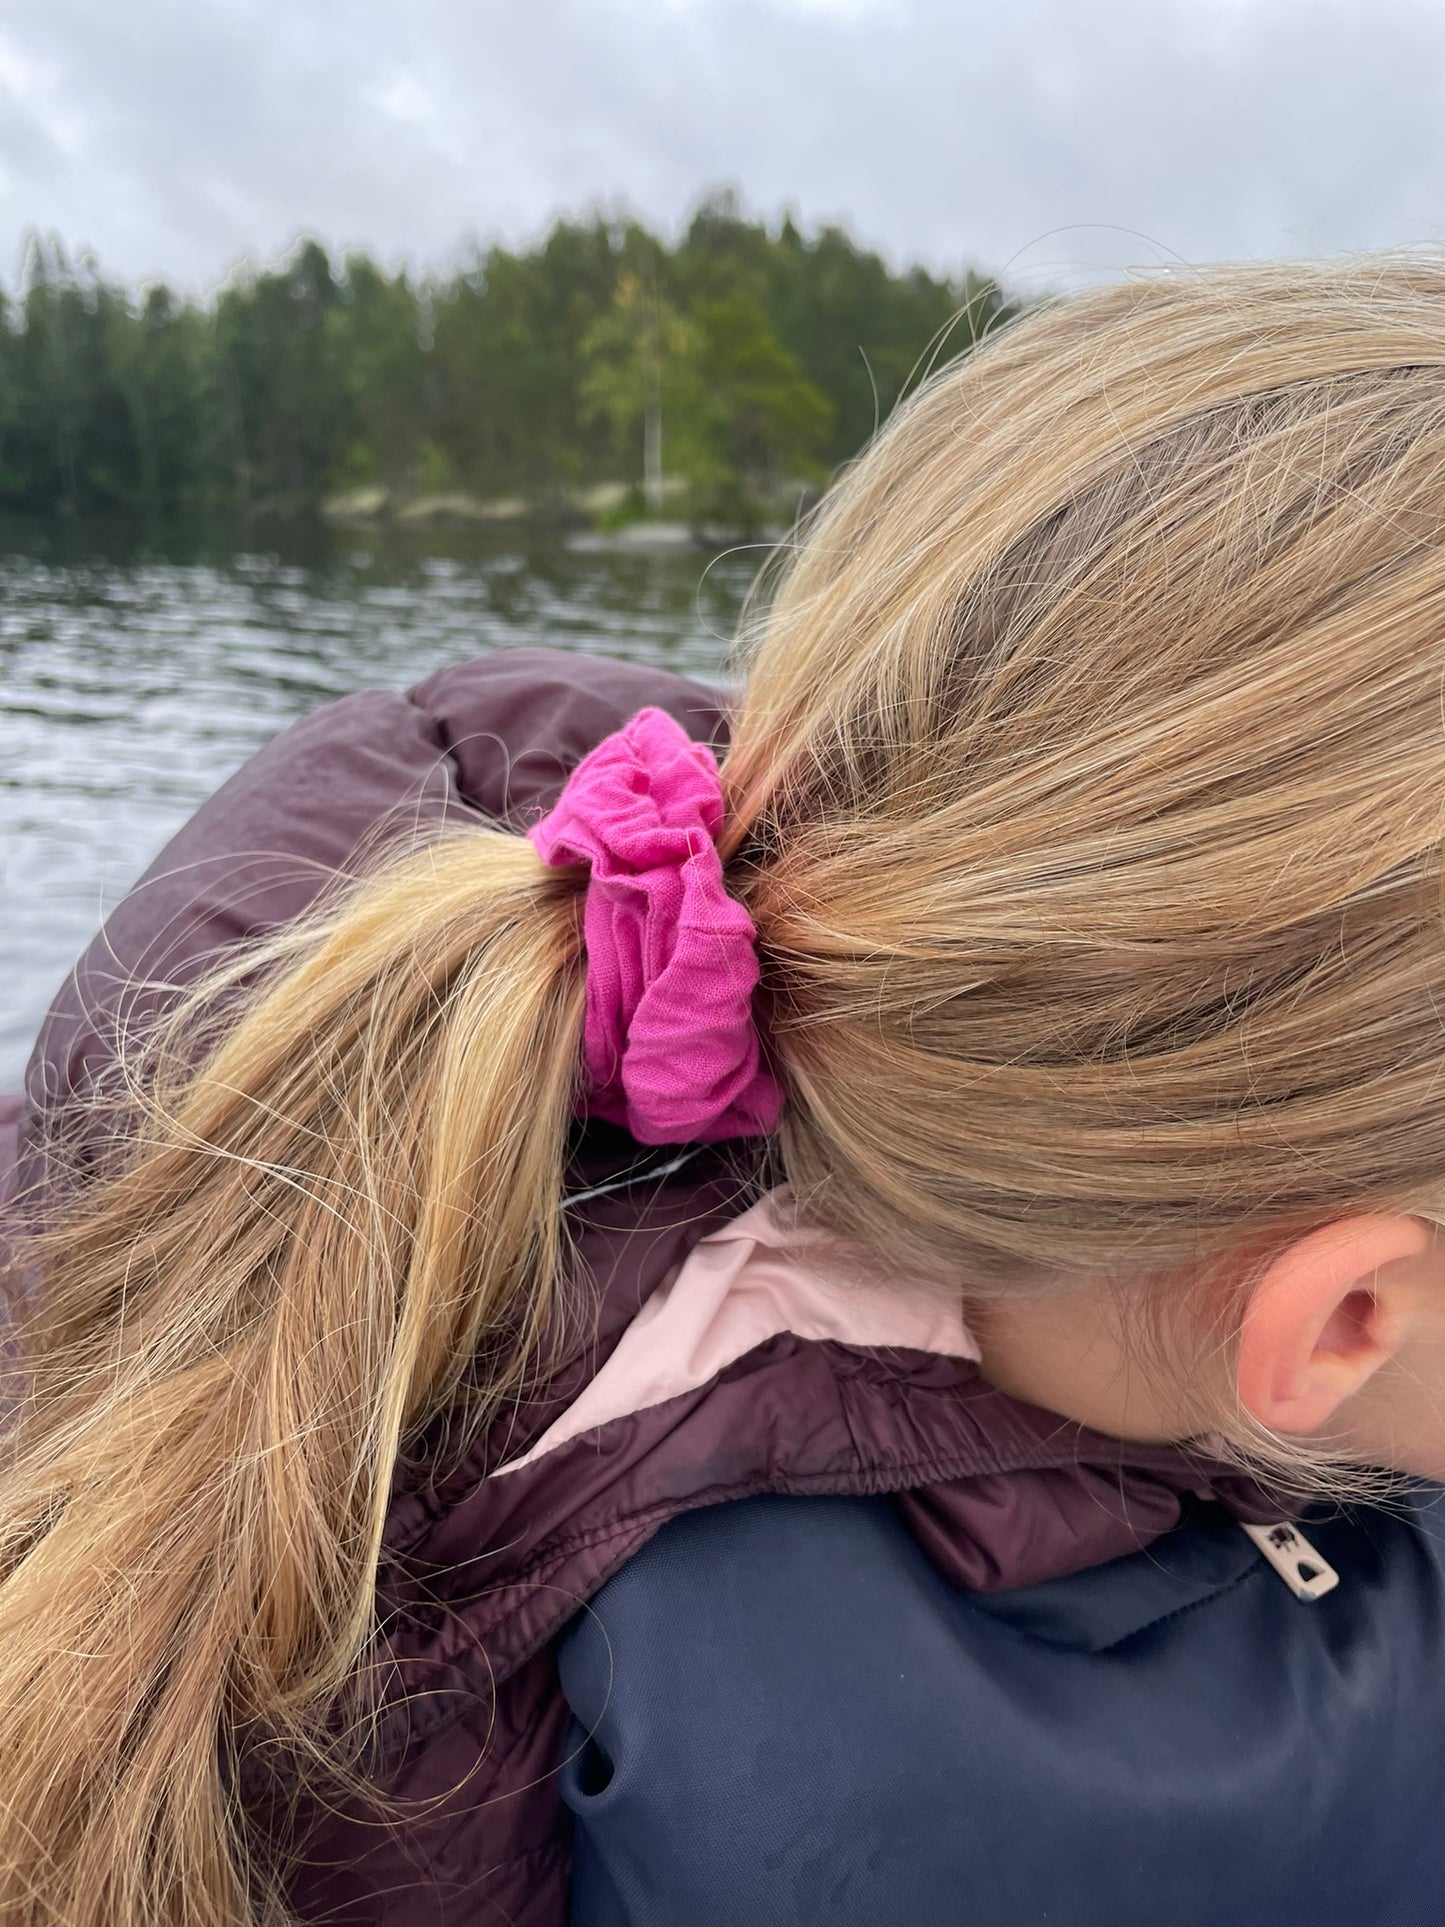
[0,538,751,1088]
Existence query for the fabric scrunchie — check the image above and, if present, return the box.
[528,707,782,1146]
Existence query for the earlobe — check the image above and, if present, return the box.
[1235,1214,1432,1437]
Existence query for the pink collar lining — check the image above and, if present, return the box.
[494,1190,980,1478]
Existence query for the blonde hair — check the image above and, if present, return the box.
[729,257,1445,1283]
[9,254,1445,1920]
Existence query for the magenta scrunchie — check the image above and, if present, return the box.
[527,707,782,1146]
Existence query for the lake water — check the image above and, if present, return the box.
[0,521,757,1091]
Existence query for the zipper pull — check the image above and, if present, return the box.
[1240,1521,1340,1601]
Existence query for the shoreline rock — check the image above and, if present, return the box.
[322,488,537,526]
[320,478,810,549]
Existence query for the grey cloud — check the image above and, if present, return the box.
[0,93,69,204]
[3,0,1445,294]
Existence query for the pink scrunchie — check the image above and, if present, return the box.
[528,707,782,1146]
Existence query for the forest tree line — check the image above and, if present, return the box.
[0,194,1020,523]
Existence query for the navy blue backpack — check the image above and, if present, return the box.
[559,1488,1445,1926]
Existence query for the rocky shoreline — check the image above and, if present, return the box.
[320,481,802,551]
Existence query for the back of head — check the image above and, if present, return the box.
[8,256,1445,1927]
[727,258,1445,1292]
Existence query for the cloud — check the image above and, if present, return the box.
[2,0,1444,296]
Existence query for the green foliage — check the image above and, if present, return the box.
[332,254,430,488]
[689,290,834,490]
[0,201,1021,522]
[580,272,707,504]
[213,241,350,511]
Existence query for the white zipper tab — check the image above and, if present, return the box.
[1240,1521,1340,1601]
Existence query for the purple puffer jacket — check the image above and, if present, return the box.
[2,649,1280,1926]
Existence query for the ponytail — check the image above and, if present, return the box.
[0,829,582,1925]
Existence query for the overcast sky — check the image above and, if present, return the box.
[1,0,1442,299]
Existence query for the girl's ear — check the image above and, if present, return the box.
[1236,1214,1433,1436]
